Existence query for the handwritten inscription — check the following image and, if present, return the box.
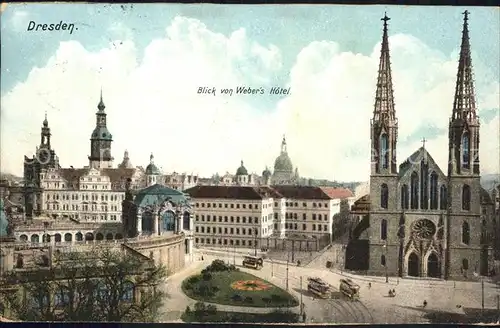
[27,21,77,34]
[198,86,290,96]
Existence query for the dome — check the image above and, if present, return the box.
[91,126,113,141]
[274,153,293,172]
[236,160,248,176]
[146,153,161,175]
[262,166,272,177]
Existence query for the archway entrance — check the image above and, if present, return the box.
[427,253,440,278]
[408,253,419,277]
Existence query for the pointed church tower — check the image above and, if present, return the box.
[367,13,400,277]
[370,13,399,211]
[88,89,114,169]
[445,11,483,279]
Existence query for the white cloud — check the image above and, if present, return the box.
[1,16,499,182]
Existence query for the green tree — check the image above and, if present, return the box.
[2,247,168,322]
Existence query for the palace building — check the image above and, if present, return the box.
[346,12,497,280]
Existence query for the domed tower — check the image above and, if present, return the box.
[262,166,272,185]
[235,160,249,185]
[273,135,294,184]
[118,150,134,169]
[145,153,161,186]
[88,89,114,169]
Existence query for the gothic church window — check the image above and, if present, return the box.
[440,185,448,210]
[430,172,439,210]
[462,132,470,169]
[380,184,389,209]
[420,161,429,210]
[380,219,387,240]
[462,184,471,211]
[380,133,389,169]
[462,258,469,270]
[462,221,470,245]
[410,172,419,209]
[401,184,409,209]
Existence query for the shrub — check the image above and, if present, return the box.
[185,306,191,313]
[202,272,212,281]
[194,302,206,313]
[188,276,200,284]
[271,294,282,303]
[206,304,217,314]
[244,296,253,304]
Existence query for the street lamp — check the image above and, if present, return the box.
[383,241,388,283]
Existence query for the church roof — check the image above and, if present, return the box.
[398,147,445,179]
[91,126,113,141]
[133,184,187,207]
[145,153,161,175]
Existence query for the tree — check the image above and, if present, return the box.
[332,199,351,242]
[2,246,168,322]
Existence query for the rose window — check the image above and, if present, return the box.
[412,219,436,239]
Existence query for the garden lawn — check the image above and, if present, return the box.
[182,270,299,308]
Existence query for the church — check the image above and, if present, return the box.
[346,12,497,280]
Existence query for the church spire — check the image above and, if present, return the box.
[98,88,105,112]
[43,111,48,127]
[451,10,478,123]
[373,12,396,122]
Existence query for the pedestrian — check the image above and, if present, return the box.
[302,312,306,322]
[368,282,372,289]
[201,255,204,261]
[423,300,427,308]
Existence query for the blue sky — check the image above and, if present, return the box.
[1,4,499,181]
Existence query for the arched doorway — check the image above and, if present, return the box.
[408,253,419,277]
[427,253,440,278]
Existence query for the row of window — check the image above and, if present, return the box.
[45,203,120,212]
[196,226,266,236]
[380,180,471,212]
[195,215,263,224]
[281,202,330,208]
[283,212,330,221]
[284,222,329,231]
[195,201,332,209]
[46,193,124,202]
[195,237,258,247]
[196,202,266,210]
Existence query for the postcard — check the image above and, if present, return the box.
[0,3,499,325]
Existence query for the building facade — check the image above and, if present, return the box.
[348,13,497,280]
[185,185,354,250]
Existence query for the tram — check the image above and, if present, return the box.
[307,277,331,299]
[242,256,263,270]
[339,278,360,300]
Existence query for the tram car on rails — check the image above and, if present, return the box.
[242,256,263,270]
[339,278,360,300]
[307,277,332,299]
